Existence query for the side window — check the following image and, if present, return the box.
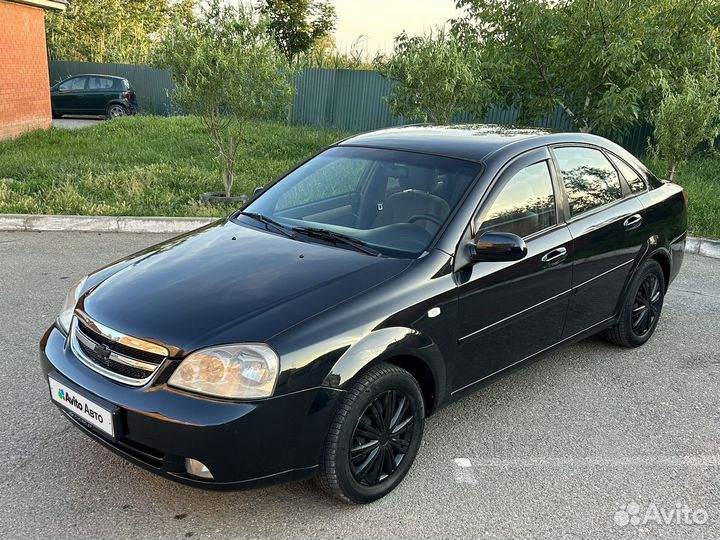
[554,147,623,216]
[608,154,647,193]
[276,156,370,210]
[58,77,86,91]
[477,161,557,238]
[88,77,114,90]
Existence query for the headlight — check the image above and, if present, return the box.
[57,276,88,334]
[168,344,280,399]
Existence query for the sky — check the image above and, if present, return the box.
[331,0,465,57]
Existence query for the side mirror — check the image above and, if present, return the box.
[467,231,527,262]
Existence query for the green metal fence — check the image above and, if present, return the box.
[48,61,652,156]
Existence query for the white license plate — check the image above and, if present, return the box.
[49,376,115,437]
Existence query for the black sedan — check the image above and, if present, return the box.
[40,125,687,503]
[51,74,137,119]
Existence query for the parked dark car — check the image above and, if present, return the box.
[40,126,687,503]
[50,74,137,119]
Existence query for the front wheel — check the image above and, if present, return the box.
[106,104,128,119]
[316,363,425,503]
[604,259,665,347]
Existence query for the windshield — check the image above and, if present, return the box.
[242,146,482,258]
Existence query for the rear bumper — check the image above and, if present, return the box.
[40,326,343,490]
[669,231,686,286]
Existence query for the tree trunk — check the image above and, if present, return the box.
[223,167,234,198]
[668,164,677,182]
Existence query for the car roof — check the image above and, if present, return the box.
[62,74,127,81]
[337,124,618,163]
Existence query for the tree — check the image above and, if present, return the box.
[453,0,720,134]
[376,28,492,124]
[156,0,294,198]
[651,50,720,181]
[45,0,196,63]
[256,0,337,66]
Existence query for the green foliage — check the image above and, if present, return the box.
[0,116,347,217]
[155,1,294,197]
[376,27,492,124]
[256,0,337,65]
[45,0,196,63]
[647,152,720,239]
[651,50,720,181]
[454,0,720,134]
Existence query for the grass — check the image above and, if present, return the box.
[0,116,717,239]
[0,115,348,217]
[647,153,720,239]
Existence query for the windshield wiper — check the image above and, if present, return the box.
[240,212,296,239]
[292,226,380,256]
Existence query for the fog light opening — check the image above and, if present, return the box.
[185,458,214,480]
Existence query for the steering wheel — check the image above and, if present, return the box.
[408,214,444,227]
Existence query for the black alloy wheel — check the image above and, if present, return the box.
[604,258,665,348]
[317,363,425,503]
[631,273,661,337]
[350,389,416,486]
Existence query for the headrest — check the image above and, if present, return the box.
[399,167,436,192]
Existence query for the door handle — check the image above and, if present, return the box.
[541,247,567,266]
[623,214,642,230]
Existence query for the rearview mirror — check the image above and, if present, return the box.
[467,232,527,262]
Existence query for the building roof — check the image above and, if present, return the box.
[5,0,68,11]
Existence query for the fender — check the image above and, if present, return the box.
[321,327,448,414]
[613,236,672,317]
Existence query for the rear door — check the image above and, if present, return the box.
[86,76,116,113]
[551,145,646,337]
[52,76,87,113]
[453,148,574,393]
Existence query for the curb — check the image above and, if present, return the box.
[684,237,720,259]
[0,214,216,234]
[0,213,718,259]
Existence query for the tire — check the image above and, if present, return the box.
[604,259,665,348]
[106,104,128,119]
[316,363,425,504]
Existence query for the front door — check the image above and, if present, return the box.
[453,148,573,394]
[52,76,87,113]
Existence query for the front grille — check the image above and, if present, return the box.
[71,314,167,386]
[76,338,153,379]
[79,320,166,364]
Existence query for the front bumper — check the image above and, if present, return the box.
[40,326,343,490]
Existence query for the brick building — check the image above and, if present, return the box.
[0,0,67,140]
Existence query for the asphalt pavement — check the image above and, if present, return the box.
[52,117,104,129]
[1,231,718,539]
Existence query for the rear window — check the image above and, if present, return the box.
[554,147,623,217]
[88,77,114,90]
[608,154,647,193]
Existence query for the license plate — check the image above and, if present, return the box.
[49,376,115,438]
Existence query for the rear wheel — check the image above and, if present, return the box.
[106,104,128,119]
[604,259,665,348]
[316,363,425,503]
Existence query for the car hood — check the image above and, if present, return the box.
[81,219,411,354]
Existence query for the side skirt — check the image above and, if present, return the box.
[448,316,616,402]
